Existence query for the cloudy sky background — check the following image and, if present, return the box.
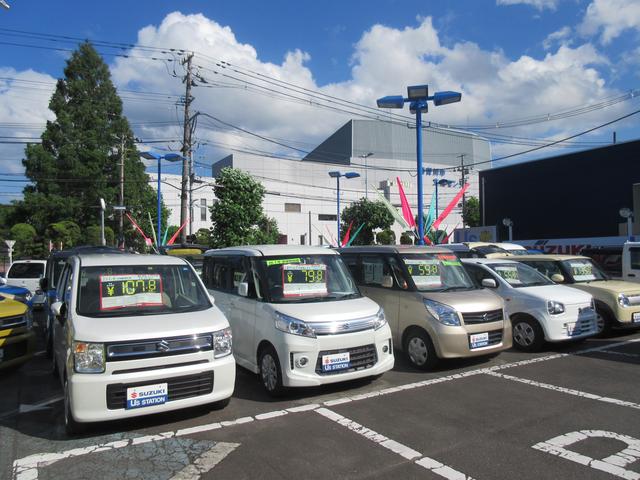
[1,0,639,202]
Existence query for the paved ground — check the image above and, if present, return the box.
[2,311,639,480]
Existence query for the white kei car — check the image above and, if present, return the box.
[463,258,598,351]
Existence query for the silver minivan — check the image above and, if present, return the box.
[338,246,511,370]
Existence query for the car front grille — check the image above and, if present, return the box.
[314,344,377,375]
[0,315,26,329]
[106,371,214,410]
[462,309,503,325]
[105,334,213,362]
[468,330,503,350]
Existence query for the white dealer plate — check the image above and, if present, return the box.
[322,352,350,372]
[470,332,489,349]
[126,383,168,410]
[633,312,640,323]
[565,322,578,336]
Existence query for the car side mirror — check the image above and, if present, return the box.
[237,282,249,297]
[0,276,6,286]
[40,277,49,291]
[551,274,565,283]
[482,278,498,288]
[51,301,67,324]
[381,275,394,288]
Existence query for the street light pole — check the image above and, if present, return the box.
[329,171,361,247]
[377,86,461,245]
[360,152,373,199]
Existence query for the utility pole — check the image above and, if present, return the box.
[180,52,194,244]
[458,154,467,227]
[118,135,125,247]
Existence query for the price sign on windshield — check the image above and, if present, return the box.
[99,274,164,310]
[282,264,328,297]
[405,259,441,287]
[569,262,596,281]
[494,266,522,285]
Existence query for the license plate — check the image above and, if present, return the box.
[565,322,578,336]
[322,352,350,372]
[470,332,489,349]
[126,383,168,409]
[633,312,640,323]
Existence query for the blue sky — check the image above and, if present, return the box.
[1,0,639,202]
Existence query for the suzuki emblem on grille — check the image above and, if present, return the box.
[482,313,488,322]
[342,323,350,331]
[157,340,170,352]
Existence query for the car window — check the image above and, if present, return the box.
[630,248,640,270]
[340,254,361,282]
[8,262,44,278]
[57,265,72,303]
[464,263,493,286]
[77,263,210,317]
[361,255,393,287]
[560,258,608,283]
[521,260,564,281]
[488,262,553,288]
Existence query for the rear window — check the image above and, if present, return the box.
[8,263,44,278]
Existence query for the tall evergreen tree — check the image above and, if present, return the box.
[14,42,163,247]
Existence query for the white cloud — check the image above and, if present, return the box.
[0,10,632,188]
[543,26,573,50]
[496,0,561,11]
[578,0,640,44]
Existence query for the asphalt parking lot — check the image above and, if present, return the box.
[2,312,639,480]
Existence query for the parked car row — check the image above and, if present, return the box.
[3,241,639,435]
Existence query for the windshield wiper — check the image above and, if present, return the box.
[436,286,474,292]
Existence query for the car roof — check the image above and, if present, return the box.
[496,254,586,261]
[48,246,124,259]
[462,258,519,265]
[11,259,46,265]
[204,245,338,257]
[494,242,526,250]
[75,253,188,267]
[440,243,470,251]
[337,245,453,255]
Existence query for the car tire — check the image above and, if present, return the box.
[258,345,285,397]
[403,327,439,371]
[595,305,613,337]
[512,315,545,352]
[64,378,86,435]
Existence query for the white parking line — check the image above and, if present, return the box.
[486,371,640,410]
[316,407,474,480]
[532,430,640,480]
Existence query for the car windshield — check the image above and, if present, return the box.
[561,258,608,283]
[256,254,359,303]
[507,250,529,256]
[8,263,44,278]
[77,264,211,317]
[400,253,475,292]
[488,263,553,288]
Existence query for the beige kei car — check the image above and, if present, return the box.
[338,246,511,370]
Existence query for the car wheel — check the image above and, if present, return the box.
[595,307,613,336]
[64,378,86,435]
[259,345,285,397]
[512,316,545,352]
[403,328,439,370]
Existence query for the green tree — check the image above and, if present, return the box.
[376,229,396,245]
[250,216,281,245]
[340,199,394,246]
[9,223,43,258]
[13,42,162,247]
[195,228,212,246]
[462,196,480,227]
[400,232,414,245]
[85,225,114,246]
[210,168,273,248]
[46,221,82,249]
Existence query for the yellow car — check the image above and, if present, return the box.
[506,254,640,334]
[0,294,35,369]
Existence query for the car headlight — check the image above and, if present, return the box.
[274,311,316,338]
[547,301,565,315]
[73,342,105,373]
[213,327,233,358]
[374,308,387,330]
[424,299,461,326]
[618,293,630,308]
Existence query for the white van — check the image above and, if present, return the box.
[3,259,47,307]
[581,242,640,283]
[202,246,394,395]
[51,253,235,434]
[464,258,598,351]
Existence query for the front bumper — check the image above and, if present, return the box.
[68,352,235,423]
[431,319,512,359]
[614,305,640,328]
[0,329,36,370]
[542,308,598,342]
[275,325,394,388]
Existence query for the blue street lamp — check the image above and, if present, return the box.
[328,171,360,246]
[140,151,184,247]
[377,86,461,245]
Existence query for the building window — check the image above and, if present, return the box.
[284,203,301,213]
[318,235,324,245]
[318,214,337,221]
[300,234,306,245]
[200,198,207,221]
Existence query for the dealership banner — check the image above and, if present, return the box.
[453,226,497,243]
[515,236,629,254]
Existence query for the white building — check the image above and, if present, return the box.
[148,120,491,245]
